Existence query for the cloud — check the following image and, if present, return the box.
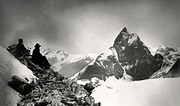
[0,0,180,53]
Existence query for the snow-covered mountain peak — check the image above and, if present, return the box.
[50,52,97,77]
[42,49,51,55]
[56,50,68,58]
[42,49,56,58]
[41,48,69,65]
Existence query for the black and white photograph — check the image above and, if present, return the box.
[0,0,180,106]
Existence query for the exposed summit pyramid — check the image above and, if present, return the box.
[73,27,162,81]
[120,27,128,34]
[113,27,155,80]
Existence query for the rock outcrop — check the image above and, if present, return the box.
[113,27,156,80]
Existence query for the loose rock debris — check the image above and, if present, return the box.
[8,67,100,106]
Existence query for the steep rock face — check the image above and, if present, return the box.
[113,27,154,80]
[78,49,124,80]
[150,46,180,78]
[151,53,164,74]
[165,59,180,78]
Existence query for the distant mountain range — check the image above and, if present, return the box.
[70,27,180,82]
[42,49,69,64]
[42,49,97,77]
[7,27,180,83]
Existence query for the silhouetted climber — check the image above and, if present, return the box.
[15,39,28,58]
[32,43,51,69]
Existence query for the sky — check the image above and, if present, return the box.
[0,0,180,54]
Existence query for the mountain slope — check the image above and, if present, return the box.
[72,27,160,81]
[150,45,180,78]
[50,53,96,77]
[73,49,124,80]
[57,54,96,77]
[42,48,96,77]
[0,45,36,106]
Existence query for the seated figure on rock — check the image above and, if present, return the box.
[32,43,51,69]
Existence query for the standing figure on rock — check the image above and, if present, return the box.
[15,38,28,58]
[32,43,51,69]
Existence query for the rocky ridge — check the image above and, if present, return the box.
[7,44,100,106]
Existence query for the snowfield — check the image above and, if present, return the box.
[0,46,36,106]
[92,76,180,106]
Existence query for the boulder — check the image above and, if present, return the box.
[8,75,34,95]
[84,83,95,95]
